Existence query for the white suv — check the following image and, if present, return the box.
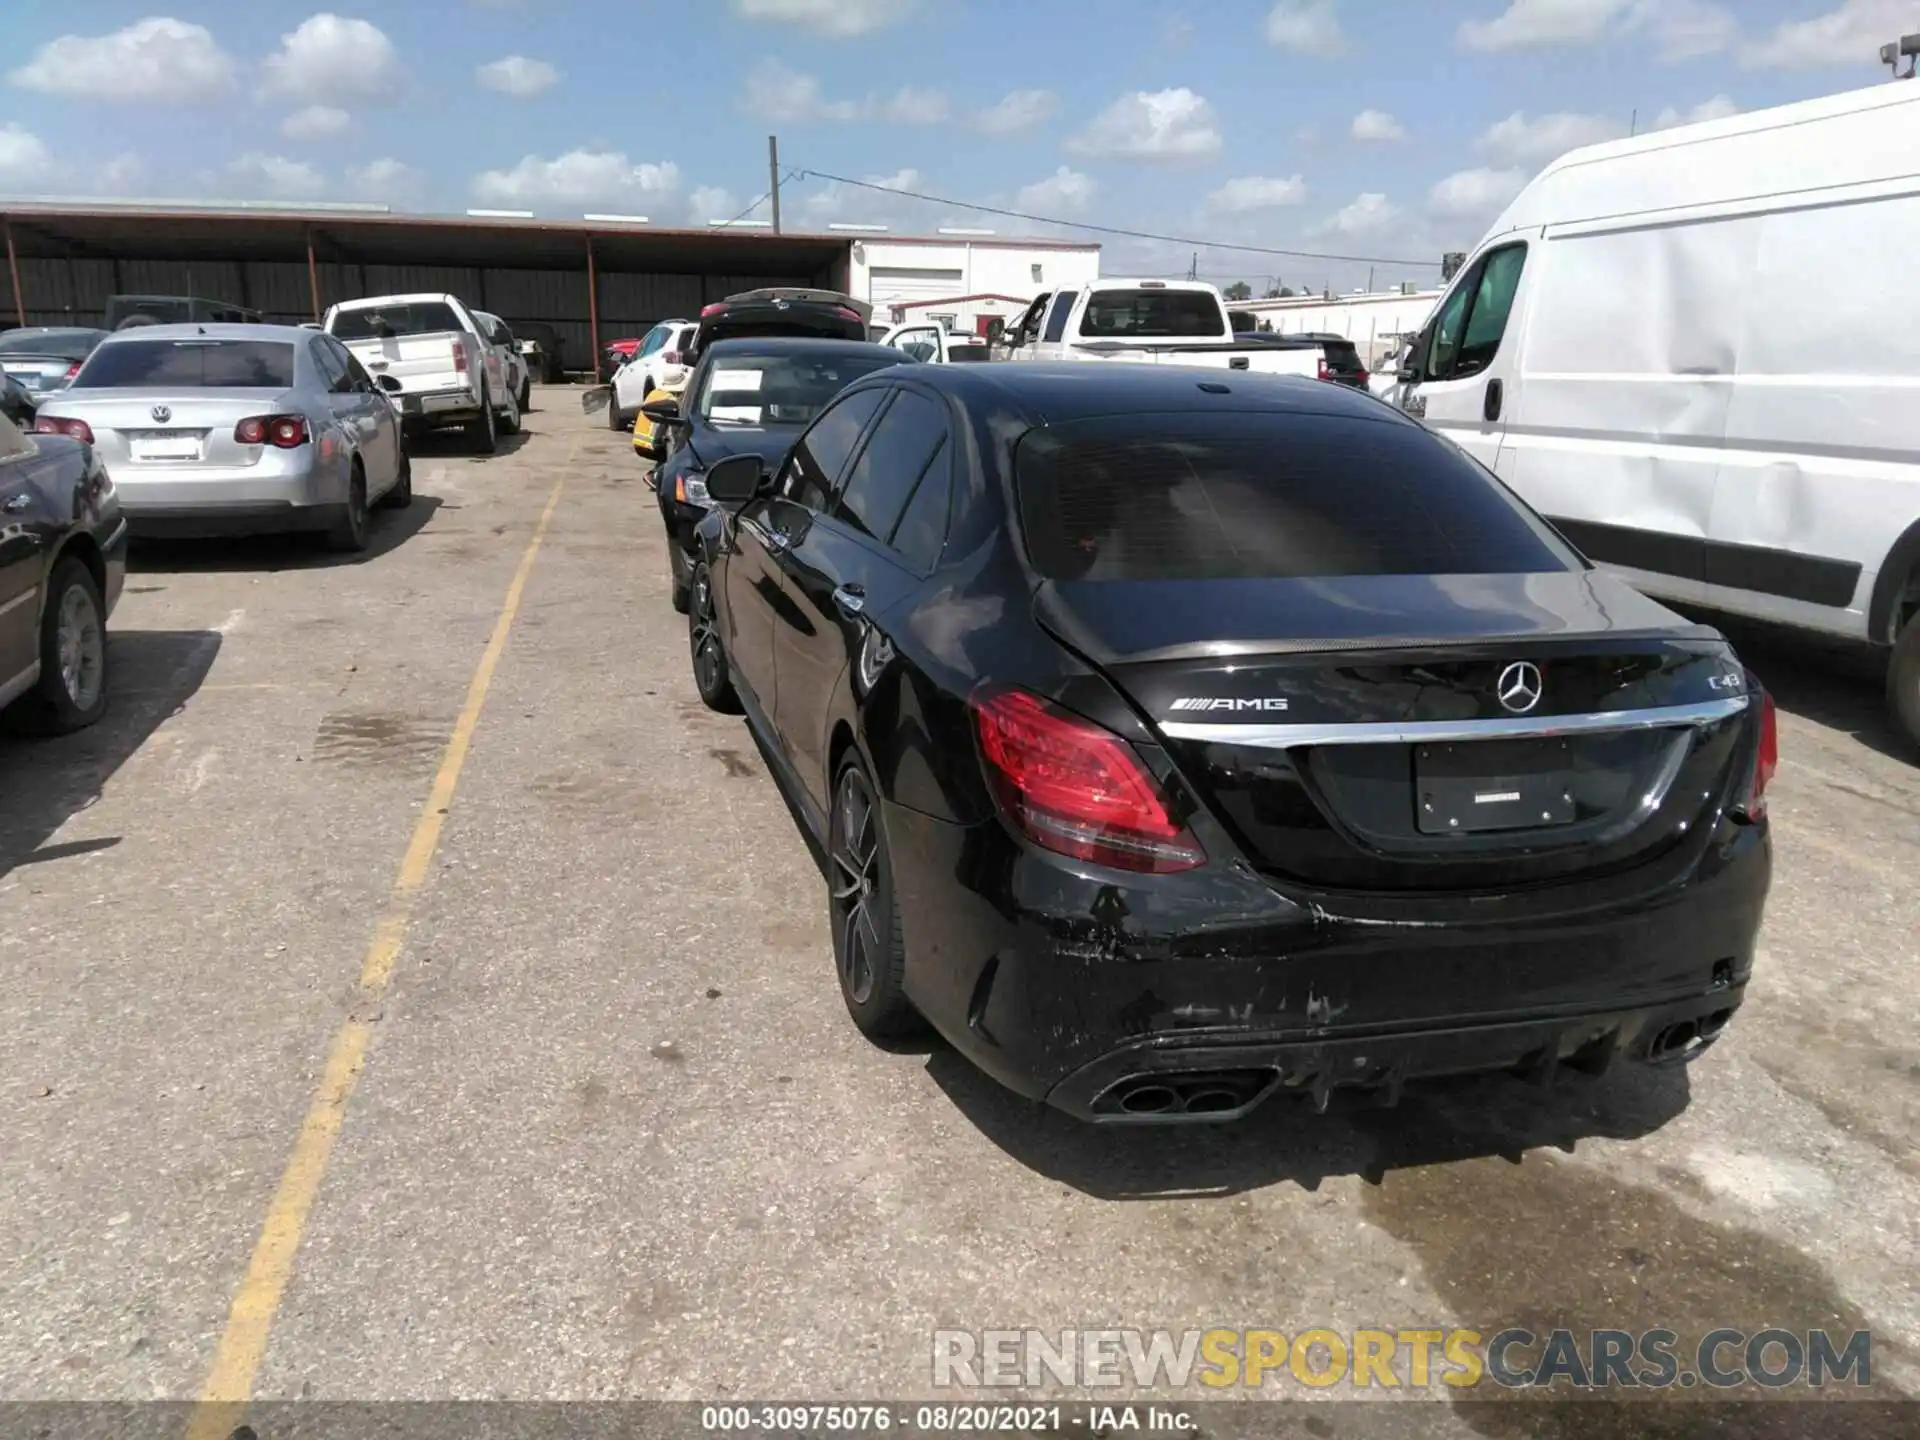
[609,320,696,431]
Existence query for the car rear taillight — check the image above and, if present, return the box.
[700,302,727,317]
[1736,678,1778,821]
[1316,357,1331,381]
[235,415,310,448]
[970,687,1206,873]
[63,361,82,380]
[452,339,469,374]
[33,415,94,444]
[1354,367,1370,386]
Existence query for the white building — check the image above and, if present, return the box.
[1238,286,1444,369]
[845,234,1102,338]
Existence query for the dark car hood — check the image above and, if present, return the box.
[686,421,804,470]
[1034,569,1719,667]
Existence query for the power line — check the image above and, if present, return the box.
[790,166,1443,268]
[716,169,803,229]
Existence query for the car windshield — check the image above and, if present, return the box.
[329,302,463,340]
[1014,411,1576,582]
[1079,289,1227,339]
[0,329,103,359]
[692,352,903,426]
[75,339,298,389]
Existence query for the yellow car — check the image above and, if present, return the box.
[632,387,676,460]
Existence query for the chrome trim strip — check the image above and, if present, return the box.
[0,660,39,710]
[1160,695,1750,749]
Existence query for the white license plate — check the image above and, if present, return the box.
[130,435,204,462]
[421,394,465,412]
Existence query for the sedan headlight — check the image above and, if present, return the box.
[674,473,710,505]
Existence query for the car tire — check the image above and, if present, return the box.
[470,386,497,454]
[827,753,922,1040]
[326,466,370,553]
[1888,604,1920,752]
[687,558,742,715]
[8,556,109,736]
[607,396,628,432]
[518,376,533,412]
[378,447,413,509]
[498,382,522,436]
[669,543,691,614]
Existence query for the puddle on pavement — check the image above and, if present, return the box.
[311,712,450,769]
[1360,1143,1913,1437]
[527,767,657,820]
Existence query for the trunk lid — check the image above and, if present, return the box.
[338,332,469,392]
[49,389,304,469]
[1,356,81,393]
[1034,571,1754,893]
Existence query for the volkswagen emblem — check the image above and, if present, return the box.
[1496,661,1544,714]
[150,404,172,424]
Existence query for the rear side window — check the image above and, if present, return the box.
[834,391,948,543]
[0,329,103,360]
[309,339,349,392]
[1042,291,1078,343]
[76,340,297,389]
[329,302,463,340]
[1013,412,1574,582]
[889,438,952,573]
[1080,289,1226,339]
[784,388,886,510]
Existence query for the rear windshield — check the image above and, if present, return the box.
[699,310,866,352]
[106,298,193,327]
[1014,412,1575,582]
[1319,342,1364,373]
[329,302,463,340]
[75,340,297,390]
[0,329,104,359]
[1079,289,1226,339]
[692,350,904,425]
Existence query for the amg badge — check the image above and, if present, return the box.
[1168,697,1290,712]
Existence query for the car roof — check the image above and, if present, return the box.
[699,337,904,361]
[97,322,316,343]
[862,361,1407,428]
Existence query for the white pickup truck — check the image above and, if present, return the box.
[877,322,993,364]
[1002,279,1370,387]
[323,292,522,454]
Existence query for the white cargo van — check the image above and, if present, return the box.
[1395,81,1920,748]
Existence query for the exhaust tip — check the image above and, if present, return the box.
[1117,1084,1180,1115]
[1182,1086,1247,1115]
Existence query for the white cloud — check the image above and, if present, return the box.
[730,0,916,38]
[1459,0,1630,51]
[1478,109,1627,164]
[1205,175,1308,212]
[1066,88,1223,161]
[0,124,54,186]
[1350,108,1406,142]
[1650,94,1741,130]
[477,55,559,99]
[800,167,922,224]
[281,105,352,141]
[1741,0,1911,69]
[741,60,861,122]
[97,153,146,194]
[1313,192,1399,238]
[1014,166,1095,214]
[875,86,950,125]
[973,89,1060,136]
[348,157,422,202]
[7,17,236,104]
[262,14,403,106]
[1458,0,1736,59]
[689,185,740,222]
[1427,166,1528,219]
[225,152,327,199]
[473,149,680,206]
[1265,0,1348,56]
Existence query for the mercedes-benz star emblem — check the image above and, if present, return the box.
[150,405,171,423]
[1497,661,1544,714]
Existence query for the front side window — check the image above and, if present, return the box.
[834,391,948,543]
[782,387,888,510]
[1014,411,1575,582]
[638,325,670,357]
[76,340,297,389]
[1079,289,1226,339]
[1042,291,1079,343]
[1426,243,1527,381]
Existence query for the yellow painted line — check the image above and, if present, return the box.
[183,475,566,1440]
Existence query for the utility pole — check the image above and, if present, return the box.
[768,136,782,234]
[1187,252,1198,280]
[1367,265,1375,293]
[1630,108,1637,136]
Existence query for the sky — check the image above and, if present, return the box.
[2,0,1914,292]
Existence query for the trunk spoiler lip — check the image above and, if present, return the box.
[1160,694,1751,750]
[1066,624,1730,667]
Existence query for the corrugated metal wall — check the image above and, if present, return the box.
[14,256,817,373]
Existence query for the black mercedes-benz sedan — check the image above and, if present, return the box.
[684,363,1775,1124]
[648,337,911,612]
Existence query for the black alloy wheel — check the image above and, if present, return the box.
[827,757,918,1039]
[687,559,741,714]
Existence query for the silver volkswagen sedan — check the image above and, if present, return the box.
[32,323,411,551]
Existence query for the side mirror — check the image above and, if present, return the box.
[580,385,612,414]
[375,374,403,394]
[640,397,682,425]
[704,453,766,505]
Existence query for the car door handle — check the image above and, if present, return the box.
[1483,378,1504,423]
[764,529,791,554]
[2,494,30,513]
[833,583,866,618]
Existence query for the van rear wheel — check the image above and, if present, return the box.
[1888,608,1920,752]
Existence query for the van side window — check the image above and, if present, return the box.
[1426,243,1527,382]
